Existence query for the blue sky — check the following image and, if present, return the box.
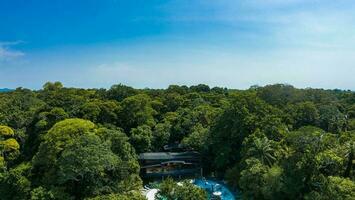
[1,0,355,89]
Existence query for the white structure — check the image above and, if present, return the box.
[146,189,159,200]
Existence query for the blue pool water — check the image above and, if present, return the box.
[193,179,237,200]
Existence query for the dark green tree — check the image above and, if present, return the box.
[129,125,153,153]
[118,94,156,132]
[106,84,137,102]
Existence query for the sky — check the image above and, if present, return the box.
[1,0,355,90]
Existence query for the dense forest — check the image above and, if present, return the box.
[0,82,354,200]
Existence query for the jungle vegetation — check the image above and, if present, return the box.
[0,82,354,199]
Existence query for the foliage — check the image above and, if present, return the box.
[106,84,137,102]
[239,158,267,199]
[305,176,355,200]
[0,162,32,200]
[152,122,171,150]
[182,123,209,151]
[85,191,145,200]
[30,187,56,200]
[118,94,156,132]
[318,105,346,133]
[1,82,354,199]
[31,118,141,199]
[157,177,207,200]
[209,92,285,172]
[288,101,320,129]
[0,125,15,137]
[0,126,20,168]
[129,125,153,153]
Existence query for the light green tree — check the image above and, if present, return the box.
[31,119,142,199]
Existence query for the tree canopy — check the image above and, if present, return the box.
[0,82,354,199]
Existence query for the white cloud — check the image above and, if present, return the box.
[0,41,25,61]
[159,0,355,50]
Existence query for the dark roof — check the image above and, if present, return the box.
[143,168,200,177]
[138,151,200,160]
[141,161,194,169]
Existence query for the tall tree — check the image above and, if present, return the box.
[31,119,141,199]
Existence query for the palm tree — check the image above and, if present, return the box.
[344,141,354,178]
[249,137,276,167]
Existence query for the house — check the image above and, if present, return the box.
[138,151,202,179]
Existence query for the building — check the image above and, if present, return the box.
[138,151,202,179]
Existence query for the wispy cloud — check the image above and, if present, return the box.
[159,0,355,49]
[0,41,25,61]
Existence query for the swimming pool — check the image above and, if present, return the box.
[193,179,236,200]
